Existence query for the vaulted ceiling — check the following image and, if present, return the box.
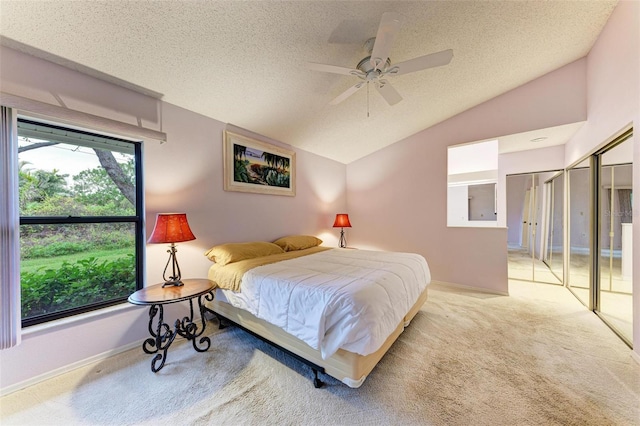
[0,1,617,163]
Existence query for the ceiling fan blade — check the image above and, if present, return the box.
[330,82,365,105]
[393,49,453,76]
[307,62,358,76]
[370,12,402,71]
[376,80,403,106]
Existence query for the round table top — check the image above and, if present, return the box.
[128,278,215,305]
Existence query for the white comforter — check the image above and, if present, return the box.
[219,248,431,359]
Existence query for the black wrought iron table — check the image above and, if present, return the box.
[128,279,215,372]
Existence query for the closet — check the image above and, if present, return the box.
[507,171,563,284]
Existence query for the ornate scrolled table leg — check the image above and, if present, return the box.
[175,291,214,352]
[128,279,216,373]
[142,304,176,372]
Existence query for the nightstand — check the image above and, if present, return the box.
[128,278,215,372]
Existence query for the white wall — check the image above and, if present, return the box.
[0,46,348,392]
[447,185,469,226]
[448,140,499,175]
[468,183,497,222]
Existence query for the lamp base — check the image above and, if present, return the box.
[162,280,184,288]
[161,244,185,287]
[338,228,347,248]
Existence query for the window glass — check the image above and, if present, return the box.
[18,118,142,326]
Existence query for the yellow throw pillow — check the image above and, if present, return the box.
[204,241,284,265]
[273,235,323,252]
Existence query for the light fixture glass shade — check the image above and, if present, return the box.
[148,213,196,244]
[332,214,352,228]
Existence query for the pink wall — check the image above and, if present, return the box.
[346,60,586,293]
[143,106,348,284]
[562,0,639,359]
[0,46,347,391]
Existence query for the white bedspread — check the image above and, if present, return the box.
[219,248,431,359]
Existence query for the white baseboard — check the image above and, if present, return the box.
[631,350,640,366]
[0,338,145,397]
[430,280,509,296]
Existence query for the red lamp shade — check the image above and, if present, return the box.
[333,214,352,228]
[148,213,196,244]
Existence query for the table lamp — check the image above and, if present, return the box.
[333,213,352,248]
[148,213,196,287]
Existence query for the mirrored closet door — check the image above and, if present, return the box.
[542,172,564,283]
[566,130,633,346]
[597,136,633,344]
[567,159,591,306]
[507,171,563,284]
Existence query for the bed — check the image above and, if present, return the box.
[203,236,431,388]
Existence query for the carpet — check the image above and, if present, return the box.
[1,282,639,425]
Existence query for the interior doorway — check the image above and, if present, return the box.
[507,171,563,284]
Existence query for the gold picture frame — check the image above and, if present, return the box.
[223,131,296,196]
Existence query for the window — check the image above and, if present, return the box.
[18,118,143,327]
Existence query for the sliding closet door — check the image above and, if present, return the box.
[507,174,535,281]
[532,172,562,284]
[507,172,562,284]
[567,160,591,307]
[567,130,633,347]
[543,173,564,283]
[597,137,633,344]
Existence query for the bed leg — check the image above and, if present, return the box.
[212,313,228,330]
[216,315,229,330]
[312,368,324,388]
[202,307,228,330]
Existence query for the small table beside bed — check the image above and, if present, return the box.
[203,235,431,388]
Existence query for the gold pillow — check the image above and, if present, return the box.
[204,241,284,265]
[273,235,323,252]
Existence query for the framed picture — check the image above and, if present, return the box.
[223,131,296,196]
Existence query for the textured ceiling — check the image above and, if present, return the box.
[0,1,617,164]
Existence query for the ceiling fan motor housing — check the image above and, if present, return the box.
[357,56,391,79]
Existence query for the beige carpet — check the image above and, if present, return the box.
[1,282,639,425]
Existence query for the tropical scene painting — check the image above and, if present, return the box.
[224,131,296,196]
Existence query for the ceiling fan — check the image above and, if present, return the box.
[308,12,453,111]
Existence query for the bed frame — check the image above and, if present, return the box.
[204,287,428,388]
